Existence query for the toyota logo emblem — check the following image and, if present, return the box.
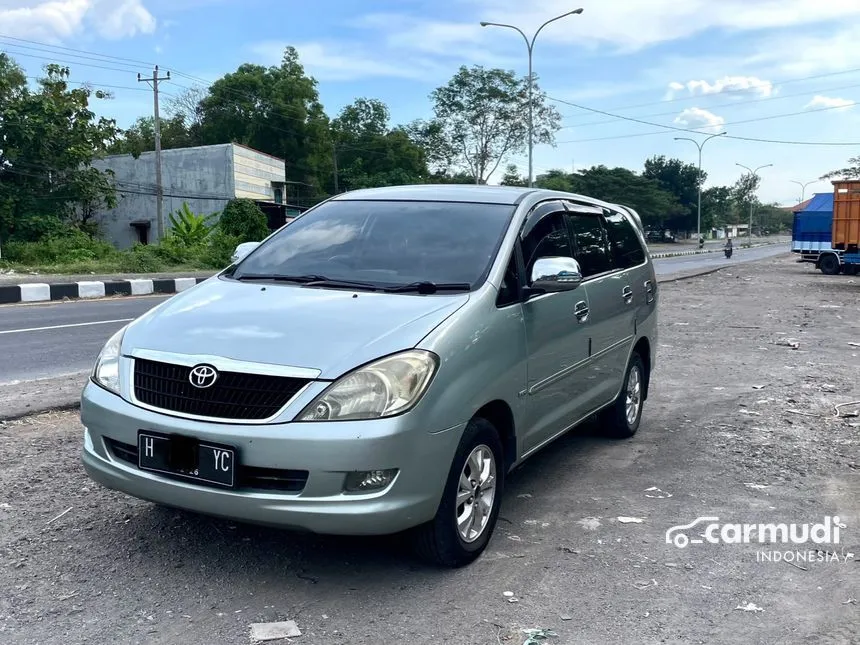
[189,364,218,389]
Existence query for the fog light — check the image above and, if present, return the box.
[344,469,398,492]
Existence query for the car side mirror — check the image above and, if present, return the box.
[529,257,583,294]
[231,241,260,264]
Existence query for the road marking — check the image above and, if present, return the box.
[0,318,133,335]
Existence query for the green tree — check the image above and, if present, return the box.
[330,98,428,192]
[108,115,196,157]
[218,198,269,243]
[642,155,705,233]
[500,164,527,187]
[820,156,860,180]
[419,65,561,183]
[196,47,331,196]
[701,185,734,230]
[0,57,119,241]
[168,202,215,246]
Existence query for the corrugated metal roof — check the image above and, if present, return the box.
[800,192,833,214]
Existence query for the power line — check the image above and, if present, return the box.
[557,65,860,122]
[559,81,860,129]
[548,95,860,146]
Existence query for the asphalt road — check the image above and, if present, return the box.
[2,255,856,645]
[0,244,791,385]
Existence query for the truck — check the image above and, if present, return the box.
[791,182,860,275]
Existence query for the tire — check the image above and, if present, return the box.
[412,418,505,568]
[819,254,840,275]
[600,352,646,439]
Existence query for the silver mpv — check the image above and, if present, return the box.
[81,185,658,567]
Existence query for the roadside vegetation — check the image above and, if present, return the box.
[0,198,266,275]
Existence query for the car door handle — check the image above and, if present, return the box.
[574,301,589,323]
[622,286,634,304]
[644,280,655,304]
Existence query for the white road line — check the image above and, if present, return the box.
[0,318,133,335]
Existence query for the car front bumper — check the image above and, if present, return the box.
[80,381,464,535]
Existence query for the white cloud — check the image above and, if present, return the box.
[0,0,155,42]
[673,107,726,133]
[804,95,856,111]
[665,76,775,100]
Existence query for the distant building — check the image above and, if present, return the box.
[91,143,304,248]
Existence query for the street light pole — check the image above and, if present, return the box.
[674,131,726,246]
[790,179,815,204]
[481,8,584,188]
[736,163,773,248]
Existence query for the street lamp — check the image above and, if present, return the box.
[674,131,726,247]
[481,8,584,188]
[790,179,815,204]
[736,163,773,248]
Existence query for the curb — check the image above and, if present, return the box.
[649,241,779,260]
[0,276,210,305]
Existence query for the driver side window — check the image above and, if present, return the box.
[521,212,573,282]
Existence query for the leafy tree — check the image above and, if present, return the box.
[500,164,527,187]
[534,165,682,231]
[218,198,269,243]
[108,114,196,157]
[330,98,428,192]
[701,185,734,229]
[820,156,860,180]
[0,57,119,242]
[420,65,561,183]
[196,47,331,195]
[642,155,704,233]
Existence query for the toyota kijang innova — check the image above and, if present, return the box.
[81,185,658,567]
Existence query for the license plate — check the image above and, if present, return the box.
[138,432,236,488]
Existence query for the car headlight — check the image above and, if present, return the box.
[91,326,127,395]
[298,350,438,421]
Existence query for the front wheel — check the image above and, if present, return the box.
[600,352,646,439]
[412,418,505,568]
[819,254,840,275]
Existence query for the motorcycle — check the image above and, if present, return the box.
[724,245,733,259]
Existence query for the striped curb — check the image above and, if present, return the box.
[649,241,781,260]
[0,276,210,305]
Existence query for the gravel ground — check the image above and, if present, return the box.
[0,255,857,645]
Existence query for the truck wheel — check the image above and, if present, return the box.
[412,418,505,568]
[819,254,840,275]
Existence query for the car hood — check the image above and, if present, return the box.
[122,277,469,379]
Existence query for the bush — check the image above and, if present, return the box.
[118,244,166,273]
[168,202,216,247]
[2,229,118,265]
[218,198,269,243]
[200,230,241,269]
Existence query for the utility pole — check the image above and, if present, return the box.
[138,66,171,241]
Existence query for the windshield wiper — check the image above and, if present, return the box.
[384,281,472,294]
[235,273,377,289]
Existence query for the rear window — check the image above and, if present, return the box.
[233,199,515,288]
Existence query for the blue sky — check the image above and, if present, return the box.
[3,0,860,204]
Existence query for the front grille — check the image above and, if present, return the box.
[104,438,309,493]
[133,358,310,421]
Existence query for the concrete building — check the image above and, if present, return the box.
[92,143,300,248]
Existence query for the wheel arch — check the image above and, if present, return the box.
[473,399,517,472]
[632,336,652,401]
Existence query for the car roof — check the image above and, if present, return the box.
[329,184,539,205]
[327,184,641,228]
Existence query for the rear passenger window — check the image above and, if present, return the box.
[604,211,646,269]
[566,213,611,277]
[521,212,573,279]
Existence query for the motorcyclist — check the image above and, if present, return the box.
[724,237,733,258]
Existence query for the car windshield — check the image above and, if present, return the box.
[231,199,514,290]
